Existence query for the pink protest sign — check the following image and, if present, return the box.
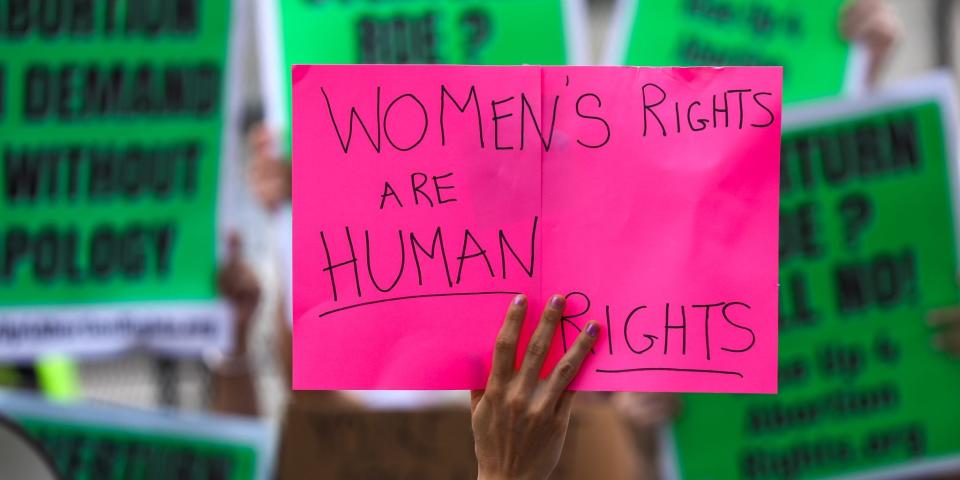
[292,65,781,393]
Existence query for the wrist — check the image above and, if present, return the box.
[478,471,541,480]
[478,474,507,480]
[477,466,505,480]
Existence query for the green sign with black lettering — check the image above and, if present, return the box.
[21,419,258,480]
[257,0,582,146]
[0,0,237,358]
[669,76,960,479]
[0,390,273,480]
[610,0,851,104]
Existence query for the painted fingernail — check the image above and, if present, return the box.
[585,322,599,337]
[550,295,565,309]
[513,294,526,306]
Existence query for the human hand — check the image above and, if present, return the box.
[216,233,261,355]
[610,392,681,430]
[471,294,600,480]
[247,124,291,212]
[929,305,960,357]
[840,0,901,87]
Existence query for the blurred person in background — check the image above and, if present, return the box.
[208,232,262,417]
[209,230,355,418]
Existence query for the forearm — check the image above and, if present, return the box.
[210,356,260,417]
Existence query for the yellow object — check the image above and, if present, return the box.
[37,355,79,401]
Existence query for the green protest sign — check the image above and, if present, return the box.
[0,0,244,358]
[255,0,585,144]
[667,74,960,479]
[0,390,274,480]
[607,0,853,104]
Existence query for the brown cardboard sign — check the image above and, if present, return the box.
[277,401,639,480]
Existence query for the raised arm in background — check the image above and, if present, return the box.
[841,0,902,87]
[210,233,261,417]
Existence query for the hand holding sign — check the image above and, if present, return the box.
[471,294,599,480]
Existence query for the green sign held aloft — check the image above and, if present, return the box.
[256,0,584,147]
[0,0,240,359]
[669,74,960,479]
[0,391,273,480]
[608,0,853,104]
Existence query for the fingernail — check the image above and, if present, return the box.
[550,295,565,309]
[513,294,526,306]
[585,322,599,337]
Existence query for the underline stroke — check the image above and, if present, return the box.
[596,367,744,378]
